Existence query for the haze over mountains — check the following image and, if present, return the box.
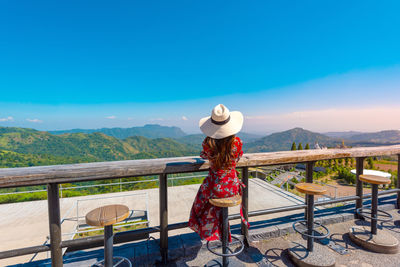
[0,124,399,168]
[324,130,400,142]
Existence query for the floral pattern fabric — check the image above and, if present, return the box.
[188,136,248,241]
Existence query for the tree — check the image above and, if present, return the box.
[305,143,310,150]
[298,143,303,150]
[291,142,297,151]
[337,168,356,185]
[367,157,374,169]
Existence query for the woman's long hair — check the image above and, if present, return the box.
[205,135,236,170]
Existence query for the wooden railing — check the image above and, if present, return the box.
[0,145,400,266]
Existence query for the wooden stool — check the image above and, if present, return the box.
[349,174,399,253]
[206,195,244,267]
[289,183,335,267]
[86,204,132,267]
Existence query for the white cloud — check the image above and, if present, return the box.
[244,106,400,133]
[182,116,188,121]
[0,116,14,122]
[26,118,43,123]
[105,115,116,119]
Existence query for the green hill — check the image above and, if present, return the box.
[50,124,187,139]
[246,127,340,152]
[0,128,132,161]
[0,127,199,165]
[125,136,198,158]
[0,149,91,168]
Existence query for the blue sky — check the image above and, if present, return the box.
[1,1,399,134]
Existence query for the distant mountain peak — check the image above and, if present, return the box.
[246,127,337,152]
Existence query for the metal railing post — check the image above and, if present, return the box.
[306,162,314,183]
[159,173,168,264]
[47,183,63,267]
[241,167,249,247]
[305,161,314,220]
[397,154,400,208]
[356,157,365,218]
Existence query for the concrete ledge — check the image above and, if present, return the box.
[349,226,399,254]
[181,232,202,257]
[167,235,185,260]
[288,240,335,267]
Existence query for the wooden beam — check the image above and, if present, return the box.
[1,145,400,188]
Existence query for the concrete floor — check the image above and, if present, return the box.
[175,208,400,267]
[0,178,305,266]
[12,196,400,267]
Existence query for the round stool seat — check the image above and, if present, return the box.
[209,195,241,207]
[86,204,129,227]
[295,183,326,195]
[359,174,391,185]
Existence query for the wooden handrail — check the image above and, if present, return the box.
[1,145,400,188]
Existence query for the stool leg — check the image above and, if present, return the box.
[371,184,378,235]
[221,207,229,267]
[104,225,114,267]
[307,194,314,252]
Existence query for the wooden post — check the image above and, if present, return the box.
[397,154,400,209]
[241,167,249,247]
[159,174,168,264]
[355,157,365,219]
[47,183,63,267]
[304,162,314,220]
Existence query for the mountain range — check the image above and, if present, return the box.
[0,125,399,167]
[245,127,340,152]
[49,124,187,139]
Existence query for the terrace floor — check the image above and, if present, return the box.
[9,195,400,267]
[0,178,306,266]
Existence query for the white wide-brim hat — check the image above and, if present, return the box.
[199,104,243,139]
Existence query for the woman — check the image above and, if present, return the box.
[188,104,249,241]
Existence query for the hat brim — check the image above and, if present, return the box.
[199,111,243,139]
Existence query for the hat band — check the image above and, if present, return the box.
[211,115,230,125]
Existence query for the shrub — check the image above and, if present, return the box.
[337,168,356,185]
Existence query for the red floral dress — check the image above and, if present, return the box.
[188,136,249,241]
